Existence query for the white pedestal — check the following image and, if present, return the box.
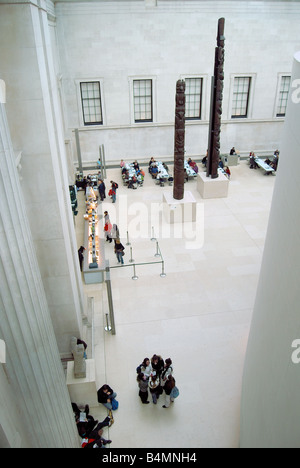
[163,190,197,223]
[66,359,98,407]
[197,172,229,199]
[222,154,238,166]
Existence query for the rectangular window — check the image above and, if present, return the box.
[133,79,152,122]
[80,81,103,125]
[231,77,251,118]
[185,78,203,120]
[276,76,291,117]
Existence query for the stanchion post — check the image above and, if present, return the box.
[132,264,138,280]
[151,226,156,241]
[160,261,166,278]
[129,246,134,263]
[104,313,112,332]
[154,241,161,257]
[126,230,131,246]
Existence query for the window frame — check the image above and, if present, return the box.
[76,79,105,127]
[275,74,291,118]
[184,77,204,121]
[129,76,157,125]
[230,76,252,119]
[132,78,153,123]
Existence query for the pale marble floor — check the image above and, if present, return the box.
[76,160,276,448]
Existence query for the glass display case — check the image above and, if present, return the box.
[82,195,105,284]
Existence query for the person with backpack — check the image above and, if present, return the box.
[160,358,173,387]
[162,375,176,408]
[110,180,118,203]
[97,384,118,410]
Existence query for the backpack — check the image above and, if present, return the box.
[170,385,179,399]
[111,398,119,411]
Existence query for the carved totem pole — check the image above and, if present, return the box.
[206,18,225,179]
[173,80,186,200]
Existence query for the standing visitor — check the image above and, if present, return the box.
[114,239,125,264]
[160,358,173,387]
[148,372,162,405]
[110,181,118,203]
[98,179,106,201]
[162,375,176,408]
[78,246,86,271]
[137,373,150,404]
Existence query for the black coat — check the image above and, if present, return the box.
[97,385,114,403]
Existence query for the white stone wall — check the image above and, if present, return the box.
[240,50,300,447]
[0,1,84,355]
[53,0,300,164]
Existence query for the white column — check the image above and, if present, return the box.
[240,52,300,448]
[0,100,79,447]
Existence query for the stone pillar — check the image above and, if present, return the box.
[240,51,300,448]
[0,1,84,355]
[0,100,79,447]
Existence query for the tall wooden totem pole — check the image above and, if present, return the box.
[206,18,225,179]
[173,79,186,200]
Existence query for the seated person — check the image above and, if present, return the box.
[157,172,166,185]
[81,428,112,449]
[271,155,279,171]
[128,177,137,189]
[218,158,224,169]
[97,384,118,410]
[230,147,236,155]
[133,160,139,171]
[148,157,156,172]
[122,169,129,180]
[202,155,208,167]
[249,152,258,169]
[265,157,272,166]
[137,173,144,185]
[224,166,231,179]
[72,402,110,438]
[150,164,158,177]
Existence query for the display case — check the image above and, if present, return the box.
[82,194,106,284]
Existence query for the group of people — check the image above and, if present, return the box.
[136,355,178,408]
[120,159,145,189]
[249,149,279,171]
[103,211,125,264]
[72,384,118,448]
[72,402,113,448]
[75,172,119,204]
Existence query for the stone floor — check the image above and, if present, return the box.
[75,160,276,448]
